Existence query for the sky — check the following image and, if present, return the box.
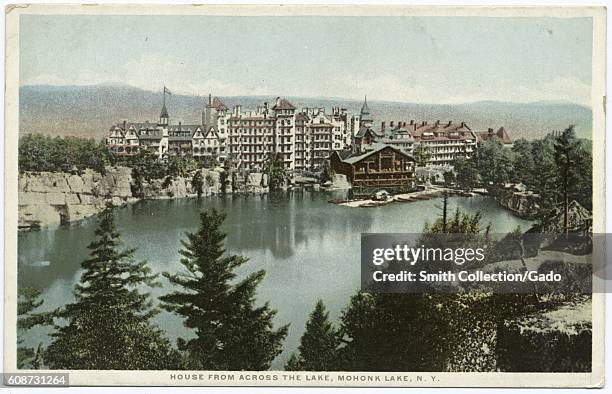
[20,15,593,106]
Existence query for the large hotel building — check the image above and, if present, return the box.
[106,92,511,171]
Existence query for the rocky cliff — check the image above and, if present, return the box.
[494,189,540,218]
[18,167,266,230]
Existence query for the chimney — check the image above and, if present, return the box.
[276,97,281,107]
[381,121,386,131]
[390,121,394,127]
[447,121,452,127]
[208,93,212,105]
[460,121,466,128]
[488,127,494,133]
[179,121,182,130]
[123,120,127,129]
[435,120,440,126]
[410,120,414,125]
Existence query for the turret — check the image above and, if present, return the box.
[360,95,373,127]
[159,103,169,126]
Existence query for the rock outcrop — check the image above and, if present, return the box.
[19,167,135,230]
[494,188,540,218]
[18,167,269,230]
[496,299,592,372]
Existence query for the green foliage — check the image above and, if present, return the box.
[285,300,340,371]
[551,126,592,232]
[19,134,110,174]
[338,293,450,371]
[452,129,592,220]
[17,287,50,369]
[472,136,514,194]
[205,173,215,188]
[284,353,304,371]
[425,208,490,235]
[197,156,220,169]
[192,170,204,198]
[166,155,198,178]
[443,170,456,187]
[413,144,431,167]
[262,152,286,191]
[160,209,288,370]
[453,156,478,191]
[45,206,179,370]
[318,160,336,184]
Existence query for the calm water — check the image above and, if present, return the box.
[18,191,532,369]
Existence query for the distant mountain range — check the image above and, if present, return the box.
[19,84,593,141]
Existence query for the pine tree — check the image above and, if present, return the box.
[338,292,450,372]
[413,144,431,167]
[45,206,179,370]
[262,152,286,190]
[285,300,340,371]
[160,208,288,370]
[192,170,204,198]
[17,287,50,369]
[553,125,582,236]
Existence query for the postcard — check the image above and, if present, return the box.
[3,4,606,388]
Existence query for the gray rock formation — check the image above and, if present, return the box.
[18,166,269,230]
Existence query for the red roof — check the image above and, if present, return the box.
[295,113,309,122]
[391,121,475,142]
[272,98,296,111]
[212,97,228,111]
[476,127,512,144]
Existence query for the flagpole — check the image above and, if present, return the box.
[163,86,165,107]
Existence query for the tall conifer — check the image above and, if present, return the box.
[285,300,339,371]
[161,208,288,370]
[45,206,179,370]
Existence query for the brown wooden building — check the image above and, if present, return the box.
[330,144,416,196]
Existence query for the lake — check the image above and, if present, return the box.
[18,191,533,369]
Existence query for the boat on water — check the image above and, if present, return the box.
[395,196,413,202]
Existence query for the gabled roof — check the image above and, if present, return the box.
[355,126,381,139]
[476,127,512,145]
[336,150,352,160]
[340,143,414,164]
[295,112,309,122]
[272,98,296,111]
[204,126,220,139]
[212,97,228,111]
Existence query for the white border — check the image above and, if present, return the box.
[3,2,606,387]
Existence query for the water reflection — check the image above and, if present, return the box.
[17,192,533,369]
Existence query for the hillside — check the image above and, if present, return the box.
[19,85,593,141]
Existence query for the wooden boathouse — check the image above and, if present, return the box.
[330,144,416,196]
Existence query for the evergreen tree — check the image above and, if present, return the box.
[192,170,204,198]
[511,139,536,187]
[338,292,450,371]
[17,287,50,369]
[160,209,288,370]
[473,136,514,195]
[553,126,588,235]
[453,156,479,191]
[262,152,286,190]
[45,206,179,370]
[284,352,304,371]
[413,144,431,167]
[285,300,340,371]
